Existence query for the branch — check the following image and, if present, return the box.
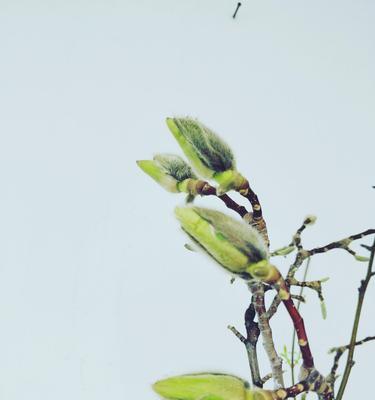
[290,258,311,385]
[287,228,375,279]
[236,179,270,246]
[194,181,250,218]
[249,281,284,388]
[328,336,375,385]
[228,301,263,388]
[335,237,375,400]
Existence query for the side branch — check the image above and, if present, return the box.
[228,301,263,388]
[307,229,375,258]
[249,281,284,388]
[194,181,250,218]
[328,336,375,385]
[335,238,375,400]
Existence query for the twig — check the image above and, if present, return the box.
[290,216,316,250]
[290,258,311,385]
[194,181,249,218]
[249,281,284,388]
[266,294,281,319]
[232,2,242,19]
[306,229,375,260]
[328,336,375,385]
[288,229,375,279]
[228,301,263,388]
[335,237,375,400]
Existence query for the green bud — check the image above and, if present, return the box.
[354,254,370,262]
[213,169,247,194]
[154,153,197,182]
[153,373,249,400]
[137,154,196,193]
[153,373,277,400]
[175,207,269,276]
[304,215,317,225]
[166,117,235,179]
[246,260,281,284]
[271,245,295,257]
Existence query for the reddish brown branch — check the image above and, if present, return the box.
[195,181,249,218]
[237,179,269,246]
[282,296,314,369]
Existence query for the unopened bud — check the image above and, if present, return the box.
[137,154,196,193]
[175,206,269,275]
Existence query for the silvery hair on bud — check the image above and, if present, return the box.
[154,154,197,182]
[193,207,269,264]
[174,117,235,172]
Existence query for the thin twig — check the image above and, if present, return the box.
[335,237,375,400]
[288,229,375,279]
[328,336,375,385]
[307,229,375,258]
[291,257,311,385]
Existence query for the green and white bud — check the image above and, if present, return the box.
[153,373,277,400]
[137,154,196,193]
[304,215,317,225]
[271,245,295,257]
[166,117,246,193]
[175,206,269,277]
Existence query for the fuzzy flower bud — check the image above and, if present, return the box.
[137,154,196,193]
[153,373,277,400]
[175,206,269,277]
[166,117,246,193]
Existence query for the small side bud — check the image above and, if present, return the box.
[354,254,370,262]
[304,215,317,225]
[136,160,179,192]
[271,245,295,257]
[136,154,196,193]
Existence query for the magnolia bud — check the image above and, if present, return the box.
[153,373,277,400]
[153,373,249,400]
[166,117,245,193]
[175,206,269,276]
[137,154,196,193]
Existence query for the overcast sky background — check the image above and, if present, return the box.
[0,1,374,399]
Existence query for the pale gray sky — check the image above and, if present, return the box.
[0,1,374,399]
